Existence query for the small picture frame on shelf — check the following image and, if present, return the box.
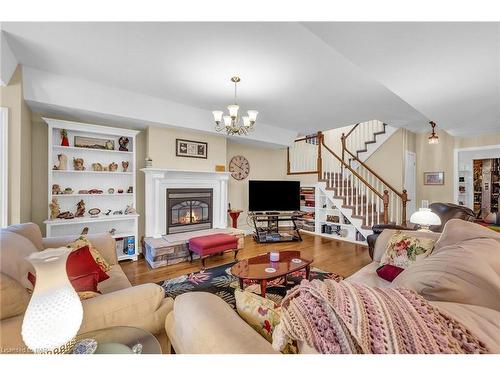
[175,139,208,159]
[459,176,465,183]
[74,136,115,150]
[424,171,445,185]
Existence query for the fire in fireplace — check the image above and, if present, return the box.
[166,188,213,234]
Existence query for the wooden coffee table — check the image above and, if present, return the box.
[230,250,313,297]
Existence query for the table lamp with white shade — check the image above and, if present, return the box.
[410,208,441,232]
[21,247,83,354]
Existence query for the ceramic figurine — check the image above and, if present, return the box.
[53,154,68,170]
[121,161,129,172]
[81,227,89,235]
[78,189,88,194]
[60,129,69,147]
[127,186,133,193]
[113,210,123,215]
[75,199,86,217]
[52,184,62,195]
[117,189,124,194]
[107,188,115,194]
[108,162,118,172]
[49,198,60,219]
[118,137,129,152]
[124,205,136,215]
[91,163,103,172]
[73,158,85,171]
[145,157,153,168]
[109,228,116,235]
[64,187,74,195]
[57,211,74,219]
[104,209,112,216]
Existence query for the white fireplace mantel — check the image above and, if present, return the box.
[141,168,230,237]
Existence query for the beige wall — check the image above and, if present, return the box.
[227,141,287,228]
[147,126,226,171]
[0,65,32,224]
[454,133,500,149]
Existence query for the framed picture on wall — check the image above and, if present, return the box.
[175,139,208,159]
[424,171,445,185]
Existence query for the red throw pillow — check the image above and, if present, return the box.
[28,271,99,293]
[376,264,404,282]
[67,246,110,283]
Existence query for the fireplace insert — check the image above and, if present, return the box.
[166,188,213,234]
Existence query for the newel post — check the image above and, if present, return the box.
[341,133,346,163]
[286,147,291,175]
[401,189,408,227]
[383,190,389,224]
[317,131,323,180]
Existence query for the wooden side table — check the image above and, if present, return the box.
[228,209,243,228]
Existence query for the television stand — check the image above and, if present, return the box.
[249,212,303,243]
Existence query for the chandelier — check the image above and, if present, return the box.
[428,121,439,144]
[212,76,258,136]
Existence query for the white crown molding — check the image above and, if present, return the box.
[22,66,298,147]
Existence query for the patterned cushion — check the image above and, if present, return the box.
[235,289,281,342]
[380,231,435,269]
[66,235,112,273]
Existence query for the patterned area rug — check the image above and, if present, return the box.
[159,261,342,308]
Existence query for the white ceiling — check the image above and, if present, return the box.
[303,22,500,136]
[2,22,499,137]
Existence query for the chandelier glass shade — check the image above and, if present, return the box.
[428,121,439,144]
[212,76,258,136]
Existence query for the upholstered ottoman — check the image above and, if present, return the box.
[188,234,239,268]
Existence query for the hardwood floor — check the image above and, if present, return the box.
[121,232,372,285]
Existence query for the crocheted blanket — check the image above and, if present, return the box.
[272,280,489,354]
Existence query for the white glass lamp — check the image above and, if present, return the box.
[223,115,232,128]
[247,110,258,123]
[242,116,250,127]
[212,110,223,124]
[227,104,239,118]
[22,247,83,353]
[410,208,441,232]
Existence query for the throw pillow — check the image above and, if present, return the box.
[379,231,435,269]
[376,264,405,282]
[66,235,112,273]
[0,273,31,320]
[235,289,281,343]
[67,246,110,283]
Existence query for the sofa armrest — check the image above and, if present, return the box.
[79,283,172,335]
[43,233,117,266]
[165,292,277,354]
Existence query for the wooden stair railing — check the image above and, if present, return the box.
[320,134,390,227]
[341,127,409,226]
[287,131,322,180]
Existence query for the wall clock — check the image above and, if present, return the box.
[229,155,250,180]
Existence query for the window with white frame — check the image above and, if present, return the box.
[0,107,8,227]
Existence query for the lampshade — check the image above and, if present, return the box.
[212,110,223,122]
[242,116,250,127]
[247,110,258,122]
[227,104,239,118]
[428,134,439,144]
[21,247,83,353]
[410,208,441,226]
[223,115,232,127]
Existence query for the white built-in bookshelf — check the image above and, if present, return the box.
[43,118,139,261]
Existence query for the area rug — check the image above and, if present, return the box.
[159,261,343,308]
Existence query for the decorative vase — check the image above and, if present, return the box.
[21,247,83,354]
[61,129,69,147]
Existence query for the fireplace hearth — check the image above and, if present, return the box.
[166,188,213,234]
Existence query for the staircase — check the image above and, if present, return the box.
[288,122,408,241]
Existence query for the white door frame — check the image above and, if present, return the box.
[404,150,416,217]
[0,107,8,227]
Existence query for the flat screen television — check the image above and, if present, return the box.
[248,180,300,212]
